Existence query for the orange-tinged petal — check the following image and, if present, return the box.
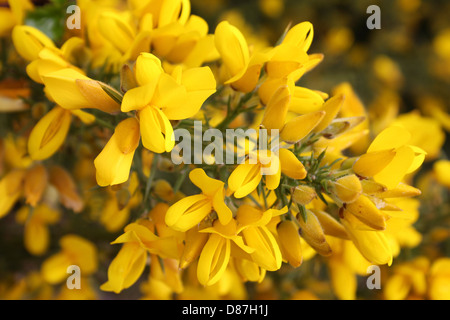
[23,164,48,207]
[49,165,84,213]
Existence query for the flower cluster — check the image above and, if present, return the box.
[0,0,448,300]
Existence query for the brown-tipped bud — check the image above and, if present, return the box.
[297,209,332,256]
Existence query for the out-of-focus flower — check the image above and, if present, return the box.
[41,235,98,284]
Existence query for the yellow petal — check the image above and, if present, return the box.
[243,226,282,271]
[165,194,212,231]
[313,94,345,133]
[282,21,314,52]
[98,11,135,54]
[139,106,175,153]
[331,174,362,204]
[214,21,249,83]
[94,118,140,187]
[135,52,163,86]
[367,125,411,153]
[100,243,147,294]
[280,111,325,143]
[197,234,230,286]
[277,220,303,267]
[312,209,349,240]
[297,209,332,256]
[12,25,55,61]
[341,215,393,265]
[353,149,396,178]
[328,258,357,300]
[345,195,386,230]
[228,163,262,198]
[374,145,415,189]
[189,168,224,196]
[261,85,291,131]
[41,252,72,284]
[42,68,120,114]
[28,106,72,160]
[289,86,325,114]
[278,148,307,179]
[0,170,25,218]
[24,220,49,256]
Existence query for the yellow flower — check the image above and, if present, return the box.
[15,205,60,256]
[121,52,216,153]
[429,258,450,300]
[41,235,98,284]
[392,111,445,161]
[101,219,181,293]
[214,20,270,93]
[353,125,426,189]
[384,257,429,300]
[100,242,147,294]
[434,160,450,188]
[165,168,232,231]
[227,150,280,198]
[0,170,25,217]
[94,117,140,187]
[0,0,33,37]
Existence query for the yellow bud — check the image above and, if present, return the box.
[179,227,209,269]
[330,174,362,204]
[277,220,303,267]
[297,209,332,256]
[292,185,316,206]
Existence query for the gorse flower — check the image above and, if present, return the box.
[0,0,444,301]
